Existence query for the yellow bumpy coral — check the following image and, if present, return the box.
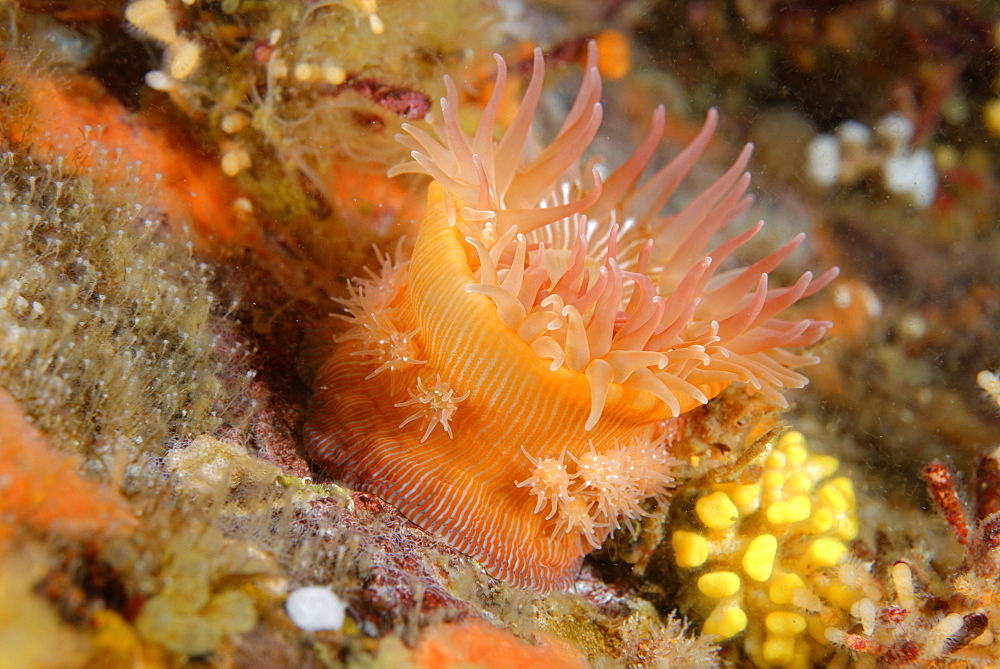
[672,431,862,668]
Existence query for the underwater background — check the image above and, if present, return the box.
[1,0,1000,666]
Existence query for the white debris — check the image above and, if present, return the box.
[168,38,202,80]
[875,112,915,151]
[806,134,841,187]
[835,120,872,149]
[285,586,347,632]
[144,70,176,92]
[923,613,966,659]
[805,113,937,208]
[883,147,937,209]
[125,0,178,45]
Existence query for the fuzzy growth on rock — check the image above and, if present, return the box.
[0,149,255,485]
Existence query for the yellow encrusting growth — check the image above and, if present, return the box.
[704,605,749,640]
[671,430,864,666]
[803,537,848,570]
[743,534,778,582]
[696,491,740,529]
[673,530,710,568]
[769,573,806,605]
[698,571,741,598]
[766,496,811,525]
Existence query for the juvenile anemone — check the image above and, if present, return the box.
[305,44,836,590]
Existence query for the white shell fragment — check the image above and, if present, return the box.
[285,586,347,632]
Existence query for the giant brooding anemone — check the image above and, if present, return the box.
[304,44,838,591]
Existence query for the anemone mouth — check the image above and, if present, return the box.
[390,43,838,430]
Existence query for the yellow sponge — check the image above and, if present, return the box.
[703,604,748,640]
[766,495,811,525]
[803,538,847,569]
[766,611,806,635]
[769,573,806,605]
[696,491,739,529]
[808,454,840,480]
[728,482,763,515]
[784,472,813,495]
[808,507,835,534]
[831,477,856,505]
[818,482,848,511]
[743,534,777,582]
[672,430,865,667]
[698,571,741,598]
[672,530,709,567]
[762,634,796,665]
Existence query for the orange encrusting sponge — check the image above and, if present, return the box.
[1,63,249,248]
[0,387,138,548]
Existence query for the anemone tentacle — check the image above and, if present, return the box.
[392,42,835,429]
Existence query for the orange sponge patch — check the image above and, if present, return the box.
[0,387,138,547]
[411,619,588,669]
[2,64,249,247]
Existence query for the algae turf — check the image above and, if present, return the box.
[0,149,257,485]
